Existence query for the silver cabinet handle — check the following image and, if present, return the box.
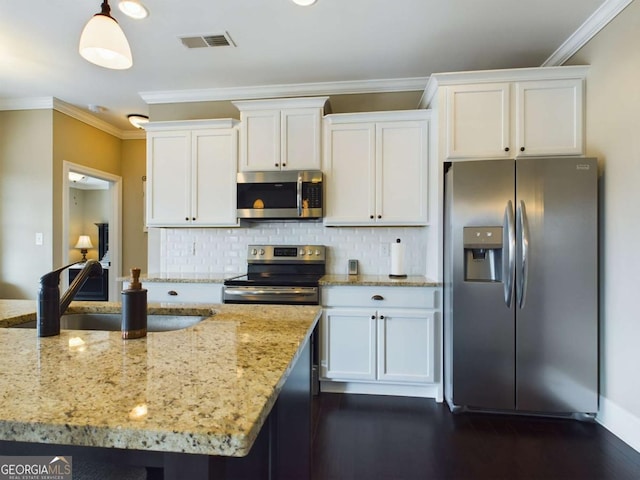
[516,200,530,309]
[296,172,302,217]
[371,295,384,301]
[503,201,515,307]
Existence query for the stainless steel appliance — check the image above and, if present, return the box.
[223,245,325,305]
[236,170,323,220]
[444,157,598,419]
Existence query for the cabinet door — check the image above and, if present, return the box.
[281,108,322,170]
[376,121,429,225]
[445,83,511,159]
[239,109,281,171]
[146,131,191,226]
[377,309,434,383]
[515,79,584,156]
[320,308,376,381]
[323,123,375,225]
[191,129,239,226]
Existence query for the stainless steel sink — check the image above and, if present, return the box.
[12,313,207,332]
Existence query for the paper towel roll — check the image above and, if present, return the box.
[390,239,406,277]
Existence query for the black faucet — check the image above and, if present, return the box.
[37,259,103,337]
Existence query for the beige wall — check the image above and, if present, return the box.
[0,109,146,299]
[149,91,423,121]
[567,1,640,444]
[68,188,110,264]
[121,139,147,274]
[53,111,121,267]
[0,110,54,298]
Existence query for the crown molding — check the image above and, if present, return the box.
[0,97,145,140]
[139,77,429,105]
[542,0,634,66]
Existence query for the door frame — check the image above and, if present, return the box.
[62,161,122,302]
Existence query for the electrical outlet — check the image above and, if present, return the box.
[380,243,389,256]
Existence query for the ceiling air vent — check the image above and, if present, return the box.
[180,32,236,49]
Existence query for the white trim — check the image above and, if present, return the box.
[144,118,239,132]
[324,109,431,124]
[140,77,429,105]
[320,380,442,400]
[62,161,123,303]
[0,96,145,140]
[596,396,640,453]
[232,96,329,111]
[542,0,635,66]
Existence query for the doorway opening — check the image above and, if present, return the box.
[62,161,122,301]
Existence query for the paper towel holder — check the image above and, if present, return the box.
[389,238,408,279]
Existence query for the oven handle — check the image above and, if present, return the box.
[224,287,317,296]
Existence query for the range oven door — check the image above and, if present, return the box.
[223,285,319,305]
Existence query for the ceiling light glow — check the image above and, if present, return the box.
[291,0,318,5]
[127,114,149,129]
[118,0,149,19]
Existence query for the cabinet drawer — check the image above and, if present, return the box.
[322,286,438,309]
[140,282,222,304]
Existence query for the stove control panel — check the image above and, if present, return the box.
[247,245,326,263]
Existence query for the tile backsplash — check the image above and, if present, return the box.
[154,222,428,276]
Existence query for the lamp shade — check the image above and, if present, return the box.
[75,235,94,250]
[79,5,133,70]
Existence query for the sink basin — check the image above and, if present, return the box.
[13,313,207,332]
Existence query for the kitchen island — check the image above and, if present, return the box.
[0,300,320,479]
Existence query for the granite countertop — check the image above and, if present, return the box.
[124,273,230,284]
[0,300,320,457]
[125,273,441,287]
[319,274,441,287]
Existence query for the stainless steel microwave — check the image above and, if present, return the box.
[237,170,323,220]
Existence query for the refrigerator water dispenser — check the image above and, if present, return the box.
[463,227,503,282]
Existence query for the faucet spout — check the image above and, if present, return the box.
[37,259,103,337]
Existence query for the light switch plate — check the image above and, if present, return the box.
[348,259,358,275]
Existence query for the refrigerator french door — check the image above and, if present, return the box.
[444,157,598,417]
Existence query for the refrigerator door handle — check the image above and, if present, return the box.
[517,200,531,309]
[503,201,516,307]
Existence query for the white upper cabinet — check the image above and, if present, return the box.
[445,83,511,159]
[146,119,239,228]
[425,66,588,160]
[515,79,584,157]
[233,97,328,172]
[323,110,430,226]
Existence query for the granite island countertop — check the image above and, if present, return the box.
[0,300,320,457]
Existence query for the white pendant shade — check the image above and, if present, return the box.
[291,0,317,5]
[79,13,132,70]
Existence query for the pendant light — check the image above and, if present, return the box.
[79,0,133,70]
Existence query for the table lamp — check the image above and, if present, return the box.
[74,235,93,262]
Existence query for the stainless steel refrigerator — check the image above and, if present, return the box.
[444,157,598,418]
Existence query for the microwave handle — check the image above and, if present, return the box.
[297,172,302,216]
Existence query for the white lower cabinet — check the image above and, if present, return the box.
[320,286,440,398]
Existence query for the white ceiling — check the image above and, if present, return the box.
[0,0,614,133]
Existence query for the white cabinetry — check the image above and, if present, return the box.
[233,97,328,172]
[434,67,587,160]
[323,110,429,226]
[321,285,440,398]
[146,119,239,227]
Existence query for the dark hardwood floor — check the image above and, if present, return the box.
[311,393,640,480]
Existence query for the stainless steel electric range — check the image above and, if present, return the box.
[223,245,326,305]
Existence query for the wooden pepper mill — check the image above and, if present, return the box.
[121,268,147,339]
